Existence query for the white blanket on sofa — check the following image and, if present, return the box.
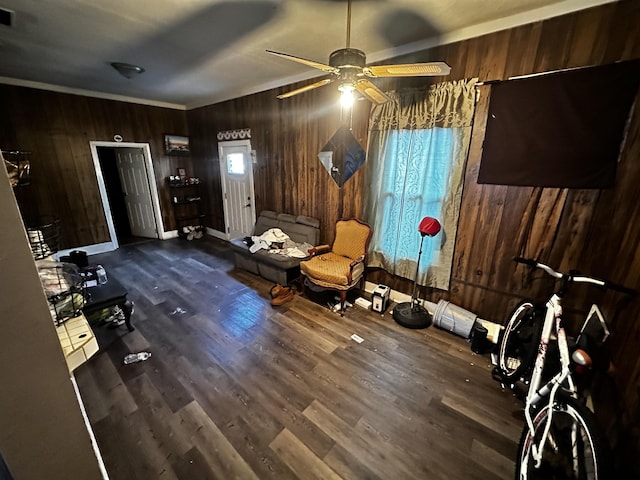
[249,228,290,253]
[249,228,313,258]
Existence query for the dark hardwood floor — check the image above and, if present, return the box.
[75,237,522,480]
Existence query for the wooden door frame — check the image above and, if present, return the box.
[90,141,165,250]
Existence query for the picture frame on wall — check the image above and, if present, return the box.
[164,134,190,155]
[177,167,186,179]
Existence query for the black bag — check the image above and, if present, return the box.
[59,250,88,268]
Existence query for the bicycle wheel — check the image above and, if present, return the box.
[497,301,541,384]
[516,394,611,480]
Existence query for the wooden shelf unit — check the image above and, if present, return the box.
[168,180,204,238]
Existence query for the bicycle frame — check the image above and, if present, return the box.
[524,293,577,467]
[500,257,636,478]
[517,262,609,471]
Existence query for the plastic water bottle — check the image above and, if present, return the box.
[123,352,151,364]
[96,265,108,284]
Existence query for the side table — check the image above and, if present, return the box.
[82,275,134,331]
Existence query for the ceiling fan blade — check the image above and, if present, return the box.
[277,78,334,99]
[355,79,392,105]
[266,50,338,74]
[364,61,451,77]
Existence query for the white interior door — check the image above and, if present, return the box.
[115,148,158,238]
[218,140,255,239]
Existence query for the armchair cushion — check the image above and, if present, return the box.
[300,252,365,287]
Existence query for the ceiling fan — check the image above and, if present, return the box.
[266,0,451,105]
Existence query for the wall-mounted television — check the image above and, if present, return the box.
[477,59,640,189]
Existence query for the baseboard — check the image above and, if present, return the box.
[363,281,503,334]
[159,229,178,240]
[363,281,437,314]
[205,227,227,241]
[364,280,413,303]
[54,229,227,256]
[164,228,226,240]
[55,242,116,259]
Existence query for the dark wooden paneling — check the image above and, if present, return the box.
[185,0,640,468]
[187,79,371,240]
[1,0,639,471]
[0,87,189,247]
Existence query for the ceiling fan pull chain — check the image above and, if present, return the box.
[346,0,351,48]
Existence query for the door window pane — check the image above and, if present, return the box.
[227,153,244,175]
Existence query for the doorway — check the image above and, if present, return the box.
[90,142,164,249]
[218,139,256,240]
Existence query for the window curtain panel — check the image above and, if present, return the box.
[363,78,477,290]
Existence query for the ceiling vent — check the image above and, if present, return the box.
[0,8,12,26]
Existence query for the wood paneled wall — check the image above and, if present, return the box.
[0,0,638,472]
[187,86,371,239]
[0,86,189,247]
[187,0,640,470]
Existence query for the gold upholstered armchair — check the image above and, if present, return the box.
[300,218,372,315]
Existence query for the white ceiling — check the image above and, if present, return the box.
[0,0,615,110]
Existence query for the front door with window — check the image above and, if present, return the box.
[218,140,256,239]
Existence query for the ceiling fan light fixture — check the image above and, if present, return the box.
[266,0,450,104]
[338,82,355,93]
[339,82,355,107]
[110,62,145,79]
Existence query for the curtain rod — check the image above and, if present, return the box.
[475,61,634,86]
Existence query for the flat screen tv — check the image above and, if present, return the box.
[477,59,640,189]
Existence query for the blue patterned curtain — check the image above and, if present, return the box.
[363,79,477,290]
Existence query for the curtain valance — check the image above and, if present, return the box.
[369,79,477,131]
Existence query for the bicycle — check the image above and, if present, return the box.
[493,257,635,479]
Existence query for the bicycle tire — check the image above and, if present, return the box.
[516,394,612,480]
[497,300,542,384]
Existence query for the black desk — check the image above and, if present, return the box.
[82,275,134,331]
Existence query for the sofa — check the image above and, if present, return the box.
[229,210,320,285]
